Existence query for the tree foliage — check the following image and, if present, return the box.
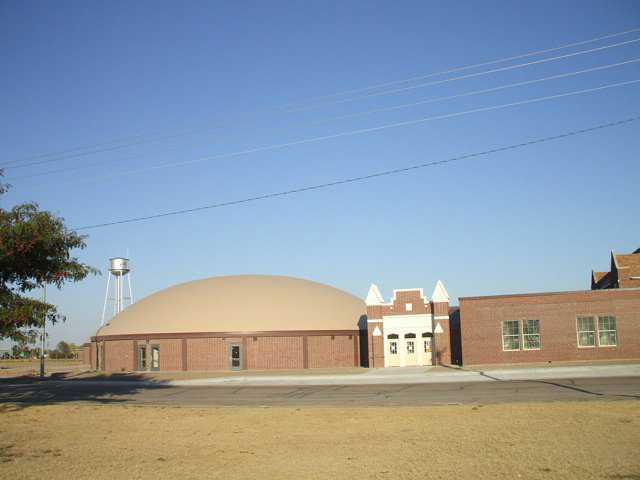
[0,174,98,341]
[50,340,73,359]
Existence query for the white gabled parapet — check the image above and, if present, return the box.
[365,283,385,306]
[392,288,426,304]
[431,280,450,303]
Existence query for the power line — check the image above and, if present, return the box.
[0,126,217,171]
[3,26,639,169]
[283,27,640,108]
[299,58,640,128]
[73,115,640,231]
[11,57,640,182]
[65,78,640,185]
[284,37,640,111]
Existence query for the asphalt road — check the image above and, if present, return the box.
[1,376,639,407]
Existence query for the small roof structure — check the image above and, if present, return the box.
[592,249,640,289]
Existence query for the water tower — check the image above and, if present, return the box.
[101,257,133,325]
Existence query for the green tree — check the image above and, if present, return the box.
[56,341,72,358]
[0,174,97,342]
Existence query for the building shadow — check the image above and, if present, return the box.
[358,315,369,368]
[449,307,463,366]
[0,372,171,410]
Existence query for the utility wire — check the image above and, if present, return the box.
[283,27,640,108]
[298,58,640,128]
[284,37,640,111]
[3,27,639,169]
[11,57,640,182]
[73,115,640,231]
[66,78,640,185]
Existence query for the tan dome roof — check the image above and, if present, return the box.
[97,275,365,336]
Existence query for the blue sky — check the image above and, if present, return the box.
[1,1,639,347]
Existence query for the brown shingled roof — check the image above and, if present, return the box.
[614,251,640,288]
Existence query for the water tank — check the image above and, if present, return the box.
[109,257,130,276]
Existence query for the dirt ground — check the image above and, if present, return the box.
[0,401,638,479]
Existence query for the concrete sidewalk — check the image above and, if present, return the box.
[168,363,640,387]
[478,363,640,381]
[4,363,639,389]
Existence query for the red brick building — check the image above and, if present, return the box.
[86,249,640,371]
[459,288,640,366]
[89,275,366,373]
[365,281,452,368]
[459,248,640,366]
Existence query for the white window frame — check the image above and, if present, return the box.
[522,319,541,351]
[405,303,413,312]
[576,316,596,348]
[406,340,415,354]
[501,320,520,351]
[597,315,617,347]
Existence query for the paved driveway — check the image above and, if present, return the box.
[1,376,639,407]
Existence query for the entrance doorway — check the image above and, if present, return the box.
[229,344,242,370]
[422,333,433,365]
[151,345,160,371]
[386,334,400,367]
[404,333,417,366]
[137,345,147,371]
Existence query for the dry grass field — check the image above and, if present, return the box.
[0,400,638,479]
[0,359,369,381]
[0,359,86,379]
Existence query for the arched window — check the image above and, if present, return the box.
[423,334,432,353]
[387,334,399,355]
[406,340,415,354]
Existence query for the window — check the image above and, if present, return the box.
[577,316,596,347]
[406,341,415,354]
[405,303,413,312]
[501,320,520,351]
[523,320,541,350]
[388,334,398,355]
[422,332,432,353]
[598,316,617,347]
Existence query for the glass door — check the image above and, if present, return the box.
[151,345,160,371]
[229,344,241,370]
[137,345,147,371]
